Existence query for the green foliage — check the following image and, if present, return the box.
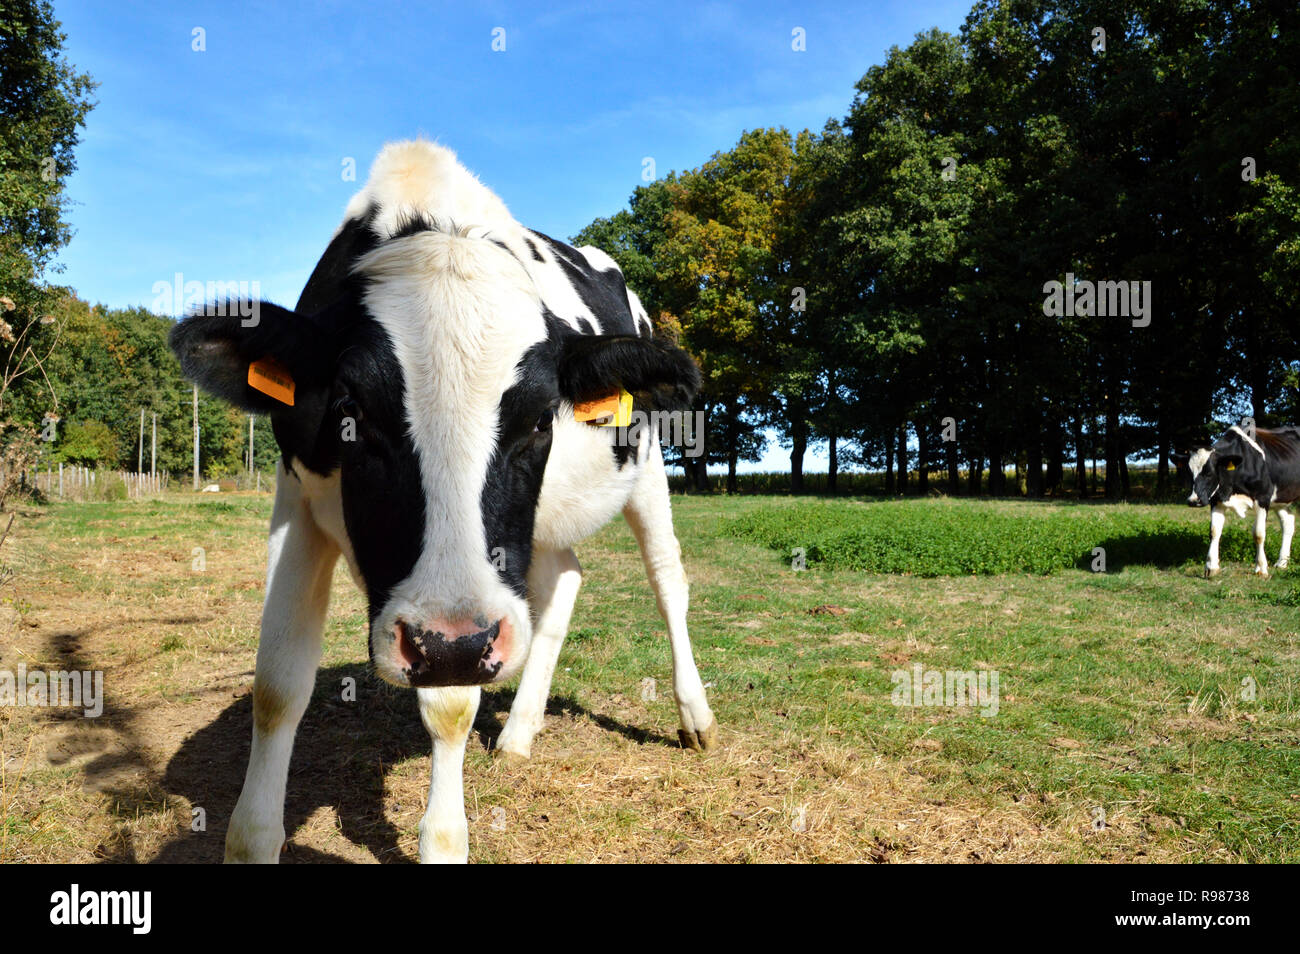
[574,1,1300,497]
[0,290,279,479]
[52,419,115,465]
[726,499,1258,576]
[0,0,96,287]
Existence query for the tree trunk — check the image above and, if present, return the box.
[1026,437,1043,498]
[987,437,1005,496]
[946,439,960,495]
[969,457,983,496]
[827,433,838,494]
[884,434,895,495]
[693,459,711,493]
[917,421,930,495]
[1156,428,1170,498]
[1044,417,1063,494]
[896,423,908,496]
[686,399,711,493]
[790,414,807,495]
[1104,401,1122,500]
[1074,415,1087,498]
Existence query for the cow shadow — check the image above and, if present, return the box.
[143,663,675,864]
[1074,528,1207,572]
[1076,525,1262,572]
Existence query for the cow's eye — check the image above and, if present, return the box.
[334,394,362,421]
[534,409,553,433]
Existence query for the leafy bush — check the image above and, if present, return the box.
[55,420,118,467]
[724,499,1262,576]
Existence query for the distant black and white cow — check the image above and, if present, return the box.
[1181,424,1300,577]
[169,141,718,863]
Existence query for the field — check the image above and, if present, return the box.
[2,491,1298,863]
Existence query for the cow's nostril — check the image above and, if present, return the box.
[394,620,427,672]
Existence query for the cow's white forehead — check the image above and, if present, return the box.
[355,231,547,421]
[355,227,547,464]
[1189,447,1211,478]
[351,229,545,615]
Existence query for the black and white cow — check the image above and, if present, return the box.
[1182,424,1300,577]
[169,140,718,863]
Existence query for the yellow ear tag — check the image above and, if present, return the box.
[248,355,295,406]
[1225,462,1236,470]
[573,387,633,427]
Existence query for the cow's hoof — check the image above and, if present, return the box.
[1254,567,1269,577]
[1204,566,1219,579]
[492,746,530,764]
[1276,560,1289,570]
[678,721,719,752]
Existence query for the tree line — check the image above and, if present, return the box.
[574,0,1300,496]
[0,1,280,483]
[4,1,1298,495]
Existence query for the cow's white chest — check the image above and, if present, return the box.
[1223,494,1256,519]
[532,414,648,551]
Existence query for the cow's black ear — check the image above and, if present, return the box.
[169,300,336,413]
[557,334,700,413]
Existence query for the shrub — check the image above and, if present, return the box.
[724,499,1259,576]
[55,420,118,467]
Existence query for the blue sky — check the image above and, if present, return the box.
[51,0,971,470]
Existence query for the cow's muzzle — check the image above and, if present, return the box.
[393,616,512,687]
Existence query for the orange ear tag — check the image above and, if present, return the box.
[573,388,633,427]
[248,355,296,406]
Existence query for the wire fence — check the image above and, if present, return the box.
[20,465,172,501]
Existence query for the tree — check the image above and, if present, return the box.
[0,0,95,482]
[655,128,799,492]
[570,0,1300,499]
[53,419,115,466]
[775,123,854,492]
[0,0,96,289]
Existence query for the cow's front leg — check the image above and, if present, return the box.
[1205,503,1226,578]
[226,467,338,863]
[417,685,480,864]
[622,444,717,751]
[1276,508,1294,569]
[1254,504,1270,576]
[496,548,582,760]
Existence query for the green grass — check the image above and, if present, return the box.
[607,494,1300,860]
[724,497,1269,575]
[9,490,1300,862]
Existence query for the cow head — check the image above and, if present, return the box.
[169,221,699,689]
[1183,425,1259,507]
